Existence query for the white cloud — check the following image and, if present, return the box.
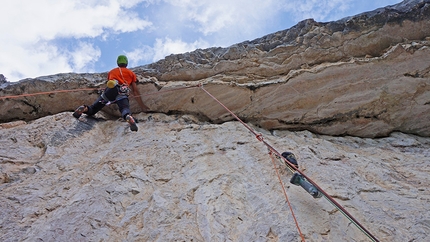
[126,46,155,67]
[281,0,353,22]
[123,37,211,67]
[1,40,101,81]
[152,37,210,62]
[69,42,102,73]
[141,0,363,58]
[163,0,279,39]
[13,1,152,40]
[0,0,152,82]
[93,36,211,69]
[3,42,72,81]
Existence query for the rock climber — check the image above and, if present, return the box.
[73,55,149,131]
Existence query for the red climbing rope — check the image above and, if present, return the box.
[129,84,200,98]
[0,84,201,101]
[200,84,305,239]
[198,84,262,138]
[199,83,380,242]
[0,88,100,100]
[268,150,306,242]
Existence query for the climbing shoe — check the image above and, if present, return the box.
[281,151,299,169]
[126,115,138,132]
[73,105,87,119]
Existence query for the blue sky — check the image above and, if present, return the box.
[1,0,402,82]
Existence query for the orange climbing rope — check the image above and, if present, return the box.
[268,150,306,242]
[199,84,305,240]
[129,84,200,98]
[0,84,202,100]
[0,88,100,100]
[199,84,380,242]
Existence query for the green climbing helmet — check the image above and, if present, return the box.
[117,55,128,66]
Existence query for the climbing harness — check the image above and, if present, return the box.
[119,85,130,96]
[100,84,130,106]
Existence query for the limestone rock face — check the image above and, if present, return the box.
[1,0,430,138]
[1,2,430,240]
[0,112,429,242]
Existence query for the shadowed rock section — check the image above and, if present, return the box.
[1,0,429,139]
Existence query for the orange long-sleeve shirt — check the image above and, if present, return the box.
[107,67,137,86]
